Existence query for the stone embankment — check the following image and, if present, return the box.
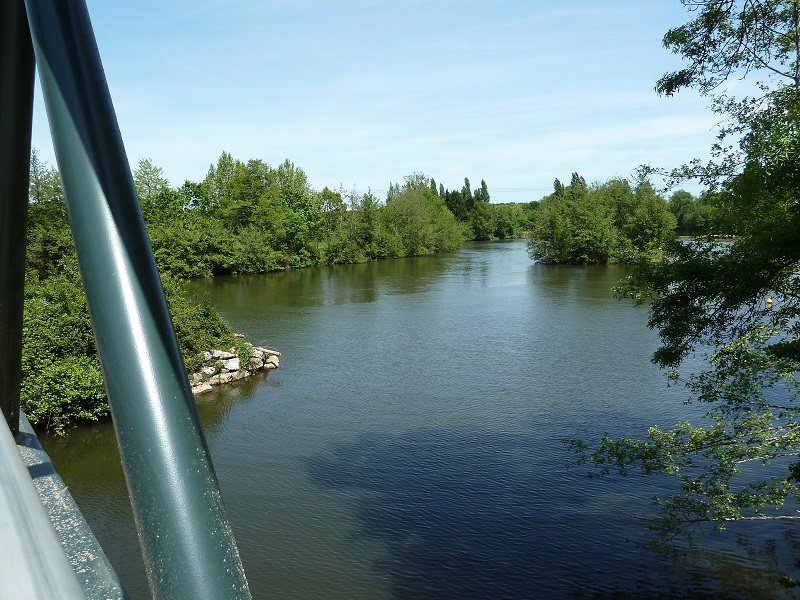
[190,344,280,395]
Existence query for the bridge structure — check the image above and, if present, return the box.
[1,0,252,597]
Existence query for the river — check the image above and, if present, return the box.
[42,239,800,599]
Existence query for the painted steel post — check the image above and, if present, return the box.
[0,0,34,433]
[23,1,251,598]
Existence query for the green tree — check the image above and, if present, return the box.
[29,148,63,204]
[21,252,244,432]
[275,159,322,266]
[475,179,490,203]
[619,179,677,260]
[382,181,463,256]
[201,151,237,211]
[387,182,401,202]
[133,159,185,225]
[568,172,587,195]
[527,180,617,264]
[527,175,673,264]
[26,150,72,277]
[493,205,521,239]
[668,189,696,233]
[571,0,800,559]
[469,201,495,241]
[669,189,722,235]
[133,158,170,203]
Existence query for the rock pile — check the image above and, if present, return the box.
[189,344,280,395]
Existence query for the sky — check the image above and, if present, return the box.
[30,1,725,203]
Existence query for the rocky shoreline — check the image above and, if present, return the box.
[189,344,280,395]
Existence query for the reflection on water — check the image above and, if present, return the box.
[191,250,458,309]
[42,240,800,599]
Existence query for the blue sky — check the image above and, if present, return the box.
[31,1,722,203]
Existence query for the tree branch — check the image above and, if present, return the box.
[794,0,800,86]
[740,40,795,80]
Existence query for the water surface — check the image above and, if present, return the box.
[43,240,800,599]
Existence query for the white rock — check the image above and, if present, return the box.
[231,370,249,381]
[209,372,236,385]
[223,357,240,371]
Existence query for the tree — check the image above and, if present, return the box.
[29,148,63,204]
[619,179,678,259]
[133,158,170,203]
[133,159,183,224]
[438,178,492,225]
[527,178,616,264]
[526,175,673,264]
[386,182,401,202]
[202,151,238,211]
[569,172,587,194]
[668,189,696,233]
[469,200,495,241]
[493,204,521,239]
[571,1,800,560]
[668,189,722,235]
[27,150,71,277]
[477,179,490,203]
[382,181,464,256]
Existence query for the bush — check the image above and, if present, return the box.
[22,356,107,435]
[21,262,241,433]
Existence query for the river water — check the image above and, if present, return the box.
[42,239,800,599]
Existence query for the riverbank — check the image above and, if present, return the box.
[189,343,280,395]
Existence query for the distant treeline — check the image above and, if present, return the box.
[29,151,534,279]
[525,172,721,264]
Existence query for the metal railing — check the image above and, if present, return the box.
[0,0,252,597]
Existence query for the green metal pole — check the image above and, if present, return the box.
[23,1,251,598]
[0,0,34,434]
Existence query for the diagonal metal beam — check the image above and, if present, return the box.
[23,0,251,597]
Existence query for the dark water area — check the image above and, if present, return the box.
[42,240,800,599]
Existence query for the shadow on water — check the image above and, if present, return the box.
[305,427,799,600]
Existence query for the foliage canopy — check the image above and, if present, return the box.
[526,174,676,264]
